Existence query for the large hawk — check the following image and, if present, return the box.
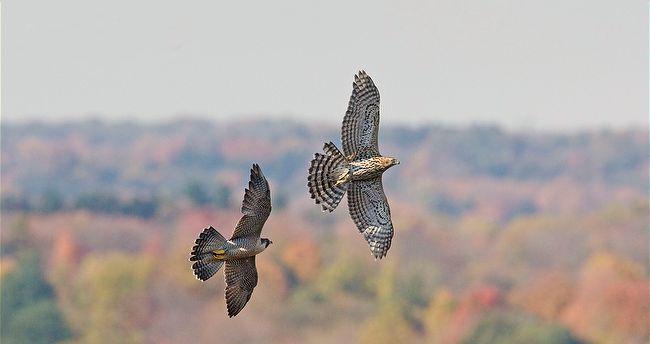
[308,71,399,259]
[190,164,273,317]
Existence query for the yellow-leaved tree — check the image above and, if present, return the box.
[358,261,418,344]
[66,253,155,343]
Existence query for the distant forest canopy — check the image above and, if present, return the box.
[1,119,647,219]
[1,119,647,343]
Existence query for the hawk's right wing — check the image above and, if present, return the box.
[341,70,381,159]
[347,177,394,259]
[224,256,258,317]
[231,164,271,240]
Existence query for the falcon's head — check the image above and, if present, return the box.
[261,238,273,248]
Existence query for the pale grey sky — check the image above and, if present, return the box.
[3,0,647,129]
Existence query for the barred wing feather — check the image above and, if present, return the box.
[347,177,394,259]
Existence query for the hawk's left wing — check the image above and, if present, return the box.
[347,177,394,259]
[341,70,381,159]
[231,164,271,240]
[224,256,258,317]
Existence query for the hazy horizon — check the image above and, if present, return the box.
[4,1,647,130]
[2,115,648,135]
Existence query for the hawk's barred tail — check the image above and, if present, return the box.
[308,142,350,212]
[190,226,227,281]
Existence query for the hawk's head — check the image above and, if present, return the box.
[376,156,400,172]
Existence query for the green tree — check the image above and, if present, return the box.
[4,300,72,344]
[1,215,30,255]
[184,180,211,206]
[1,252,54,321]
[75,192,121,213]
[462,312,582,344]
[358,263,418,343]
[121,197,159,218]
[1,194,32,212]
[213,183,232,209]
[1,251,72,344]
[39,189,64,213]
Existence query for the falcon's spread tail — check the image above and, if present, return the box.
[308,142,350,212]
[190,226,227,281]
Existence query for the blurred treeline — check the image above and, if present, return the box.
[0,120,647,343]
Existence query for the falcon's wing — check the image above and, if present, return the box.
[341,70,381,159]
[224,256,258,317]
[231,164,271,240]
[347,177,394,259]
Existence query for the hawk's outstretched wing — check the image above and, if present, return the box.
[224,257,258,317]
[341,70,381,159]
[347,177,394,259]
[231,164,271,240]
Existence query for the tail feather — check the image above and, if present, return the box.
[308,142,349,212]
[190,226,227,281]
[192,259,224,281]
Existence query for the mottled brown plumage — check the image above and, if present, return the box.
[308,71,399,259]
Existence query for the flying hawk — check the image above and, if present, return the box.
[308,71,399,259]
[190,164,272,317]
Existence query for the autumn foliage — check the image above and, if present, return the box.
[1,120,647,343]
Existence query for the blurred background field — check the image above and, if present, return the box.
[1,120,647,343]
[3,1,647,342]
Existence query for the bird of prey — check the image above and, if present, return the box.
[308,70,399,259]
[190,164,272,317]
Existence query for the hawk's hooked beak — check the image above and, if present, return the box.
[394,159,400,165]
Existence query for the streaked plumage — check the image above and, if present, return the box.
[190,164,272,317]
[308,71,399,259]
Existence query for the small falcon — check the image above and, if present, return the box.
[190,164,272,317]
[308,70,399,259]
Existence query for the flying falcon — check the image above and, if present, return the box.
[308,70,399,259]
[190,164,272,317]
